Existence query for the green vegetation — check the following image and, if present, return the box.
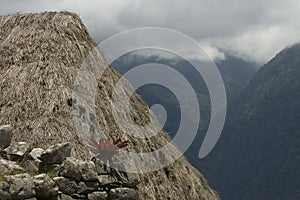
[201,43,300,200]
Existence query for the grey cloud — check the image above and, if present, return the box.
[1,0,300,63]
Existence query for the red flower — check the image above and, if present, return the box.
[86,138,128,161]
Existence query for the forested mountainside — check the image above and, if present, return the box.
[200,43,300,200]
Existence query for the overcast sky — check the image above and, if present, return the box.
[1,0,300,63]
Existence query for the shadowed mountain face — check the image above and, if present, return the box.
[111,51,257,166]
[200,44,300,200]
[0,12,218,200]
[215,53,258,102]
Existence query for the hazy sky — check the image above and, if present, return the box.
[1,0,300,63]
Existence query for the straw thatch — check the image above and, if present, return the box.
[0,11,218,200]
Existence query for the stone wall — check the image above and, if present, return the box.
[0,125,139,200]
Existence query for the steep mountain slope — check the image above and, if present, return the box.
[0,12,218,200]
[201,44,300,200]
[112,51,257,169]
[112,52,211,137]
[215,53,258,102]
[112,51,257,135]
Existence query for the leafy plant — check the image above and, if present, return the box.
[86,138,128,161]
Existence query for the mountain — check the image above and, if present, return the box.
[111,50,257,164]
[215,52,258,102]
[0,12,218,200]
[200,44,300,200]
[112,51,257,102]
[112,52,211,137]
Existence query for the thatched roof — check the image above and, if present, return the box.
[0,11,218,199]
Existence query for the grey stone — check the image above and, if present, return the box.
[53,176,78,195]
[33,173,58,198]
[20,148,44,174]
[0,150,7,159]
[25,198,37,200]
[70,193,86,199]
[20,158,39,174]
[29,148,44,160]
[122,179,140,189]
[108,188,139,200]
[59,157,82,181]
[4,173,35,199]
[80,161,98,181]
[20,153,40,175]
[111,168,129,183]
[4,142,31,161]
[39,163,61,176]
[59,194,75,200]
[93,160,108,175]
[0,181,11,200]
[77,181,99,194]
[0,125,12,150]
[0,158,25,175]
[88,191,108,200]
[98,174,116,186]
[40,142,71,164]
